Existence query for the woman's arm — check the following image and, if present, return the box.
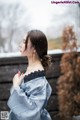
[7,78,52,120]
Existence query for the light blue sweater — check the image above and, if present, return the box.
[7,76,52,120]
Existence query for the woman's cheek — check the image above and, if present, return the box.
[23,48,29,56]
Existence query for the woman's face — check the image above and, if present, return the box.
[19,37,35,57]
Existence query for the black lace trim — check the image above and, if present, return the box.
[24,70,45,83]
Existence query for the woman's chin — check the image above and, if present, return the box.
[21,53,27,57]
[19,51,24,56]
[19,50,27,57]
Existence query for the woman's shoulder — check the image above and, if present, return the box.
[20,70,52,96]
[20,70,47,92]
[23,70,46,83]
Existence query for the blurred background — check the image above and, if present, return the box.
[0,0,80,53]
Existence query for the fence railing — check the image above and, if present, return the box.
[0,53,62,120]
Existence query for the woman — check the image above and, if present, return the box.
[7,30,52,120]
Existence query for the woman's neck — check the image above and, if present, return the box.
[27,57,43,71]
[28,56,40,65]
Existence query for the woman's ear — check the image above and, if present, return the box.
[33,47,36,53]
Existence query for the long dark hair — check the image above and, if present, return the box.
[25,30,51,69]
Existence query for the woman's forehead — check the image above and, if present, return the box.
[23,34,27,40]
[23,34,28,42]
